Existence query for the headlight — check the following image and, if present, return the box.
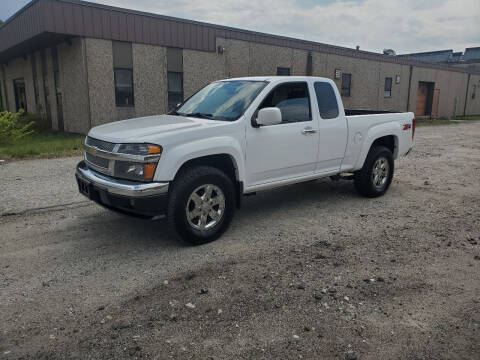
[114,144,162,181]
[114,161,157,181]
[117,144,162,155]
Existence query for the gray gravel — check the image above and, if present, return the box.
[0,122,479,359]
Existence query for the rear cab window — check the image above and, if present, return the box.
[258,82,311,123]
[313,82,339,119]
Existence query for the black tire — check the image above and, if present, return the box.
[167,166,236,245]
[354,146,394,198]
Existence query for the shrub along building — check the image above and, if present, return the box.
[0,0,479,134]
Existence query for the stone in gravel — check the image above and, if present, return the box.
[292,335,300,340]
[97,305,105,311]
[163,280,169,285]
[185,272,196,281]
[199,288,209,294]
[314,292,323,300]
[474,255,480,260]
[49,334,55,340]
[377,277,385,282]
[218,309,223,314]
[297,284,305,290]
[185,303,196,309]
[345,353,358,360]
[424,181,430,185]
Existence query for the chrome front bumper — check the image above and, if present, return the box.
[75,161,169,197]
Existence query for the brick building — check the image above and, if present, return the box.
[1,0,479,133]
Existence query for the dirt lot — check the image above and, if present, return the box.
[1,122,479,359]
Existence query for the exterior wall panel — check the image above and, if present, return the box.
[183,38,226,98]
[132,43,167,117]
[248,43,293,76]
[85,38,116,126]
[465,74,480,115]
[58,38,90,133]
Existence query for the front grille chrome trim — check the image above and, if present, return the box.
[83,144,161,163]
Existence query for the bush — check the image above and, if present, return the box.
[0,110,35,145]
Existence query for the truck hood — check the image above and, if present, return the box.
[88,114,220,143]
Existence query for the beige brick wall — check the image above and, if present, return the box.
[183,38,227,98]
[248,42,293,76]
[58,38,90,133]
[465,74,480,115]
[132,43,167,117]
[85,38,117,126]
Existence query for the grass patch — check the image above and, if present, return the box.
[416,119,459,127]
[0,132,84,160]
[454,115,480,121]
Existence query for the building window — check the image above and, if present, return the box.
[314,82,339,119]
[167,47,184,111]
[112,41,134,107]
[167,72,183,111]
[341,73,351,97]
[13,78,27,112]
[277,67,291,76]
[114,69,134,106]
[384,77,392,98]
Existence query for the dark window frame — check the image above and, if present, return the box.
[167,71,184,111]
[114,68,135,107]
[314,81,339,119]
[384,77,392,98]
[277,67,291,76]
[255,81,312,125]
[341,73,351,97]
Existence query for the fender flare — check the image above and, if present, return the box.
[354,122,400,170]
[155,136,245,182]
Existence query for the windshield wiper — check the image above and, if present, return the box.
[183,112,215,120]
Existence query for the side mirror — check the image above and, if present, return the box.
[256,107,282,127]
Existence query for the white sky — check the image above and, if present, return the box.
[2,0,479,54]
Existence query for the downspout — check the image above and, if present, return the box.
[82,37,92,131]
[406,65,413,112]
[463,73,471,116]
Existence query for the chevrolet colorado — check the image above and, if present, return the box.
[76,76,415,244]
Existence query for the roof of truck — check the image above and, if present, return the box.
[221,76,333,82]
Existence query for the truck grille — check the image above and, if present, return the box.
[85,136,116,152]
[85,152,109,169]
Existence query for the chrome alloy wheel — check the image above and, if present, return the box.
[372,157,390,190]
[186,184,226,231]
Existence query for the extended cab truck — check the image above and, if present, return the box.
[75,76,415,244]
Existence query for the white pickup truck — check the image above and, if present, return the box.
[76,76,414,244]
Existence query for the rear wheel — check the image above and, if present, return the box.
[354,146,394,197]
[167,166,235,245]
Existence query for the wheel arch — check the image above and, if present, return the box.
[354,123,400,170]
[172,153,243,209]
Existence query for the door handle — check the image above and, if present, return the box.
[301,127,318,135]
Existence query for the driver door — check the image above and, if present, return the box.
[245,81,320,187]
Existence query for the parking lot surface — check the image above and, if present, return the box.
[1,122,479,359]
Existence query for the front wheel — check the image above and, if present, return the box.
[167,166,236,245]
[354,146,394,198]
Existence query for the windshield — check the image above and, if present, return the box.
[175,80,267,121]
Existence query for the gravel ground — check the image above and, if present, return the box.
[1,122,479,359]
